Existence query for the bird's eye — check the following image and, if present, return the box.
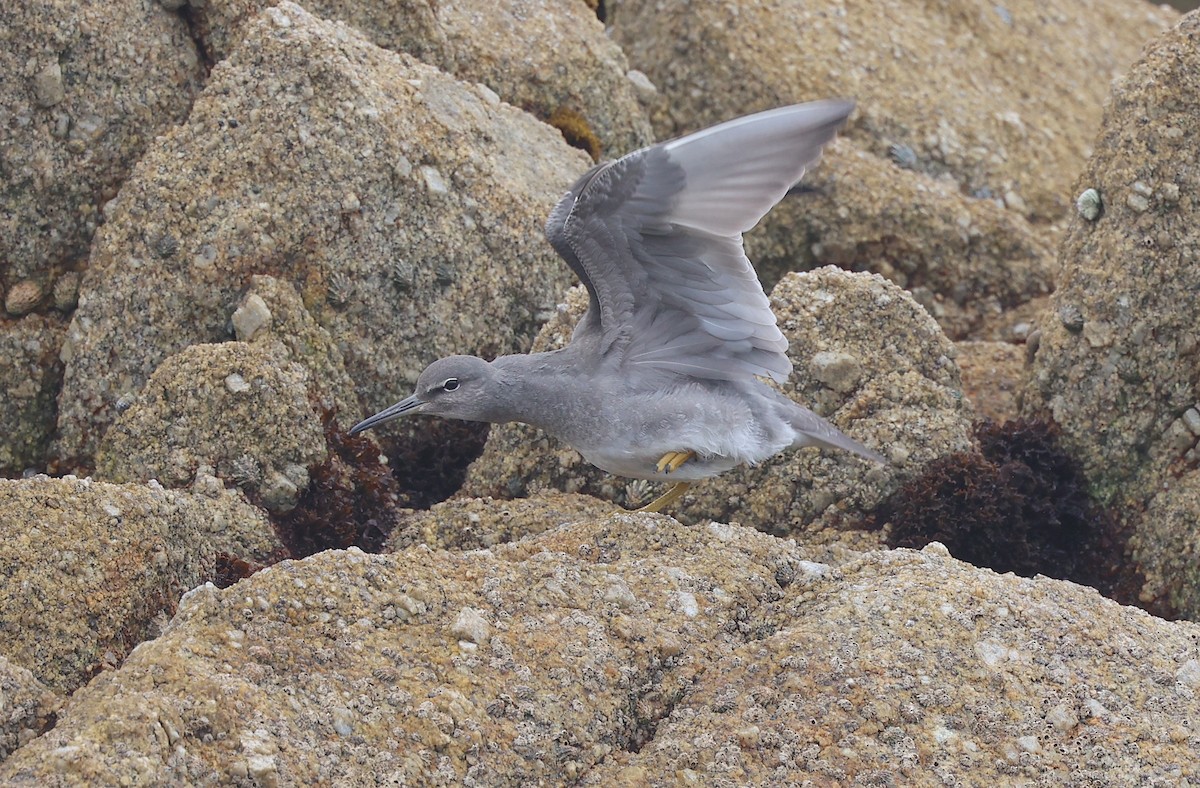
[442,378,460,392]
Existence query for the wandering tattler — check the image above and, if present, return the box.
[351,100,884,512]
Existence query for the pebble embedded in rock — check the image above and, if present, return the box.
[32,62,66,108]
[810,350,863,393]
[232,294,273,342]
[449,606,491,645]
[224,373,250,394]
[1182,407,1200,436]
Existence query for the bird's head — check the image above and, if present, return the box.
[349,355,498,434]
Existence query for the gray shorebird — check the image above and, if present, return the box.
[351,101,883,512]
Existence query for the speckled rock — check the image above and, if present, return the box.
[464,269,975,542]
[0,0,204,297]
[5,517,1198,783]
[582,544,1200,785]
[95,342,326,512]
[0,475,276,693]
[388,492,618,551]
[54,2,590,466]
[611,0,1171,223]
[787,142,1056,338]
[956,340,1025,423]
[0,515,819,783]
[0,315,66,474]
[1131,470,1200,618]
[232,274,361,422]
[188,0,652,157]
[606,0,1175,337]
[1022,12,1200,509]
[0,656,60,761]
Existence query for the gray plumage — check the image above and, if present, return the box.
[351,100,883,487]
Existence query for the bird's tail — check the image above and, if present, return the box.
[790,407,885,464]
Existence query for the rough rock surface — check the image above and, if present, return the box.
[94,342,327,512]
[956,340,1025,423]
[464,269,975,542]
[0,315,66,474]
[606,0,1175,337]
[788,142,1056,338]
[388,492,618,551]
[232,274,361,420]
[54,2,590,466]
[0,475,278,694]
[190,0,653,157]
[0,0,204,297]
[1023,12,1200,511]
[0,515,807,783]
[1131,470,1200,619]
[4,517,1198,784]
[0,657,60,762]
[584,544,1200,785]
[610,0,1172,226]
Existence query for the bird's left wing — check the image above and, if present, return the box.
[545,100,854,383]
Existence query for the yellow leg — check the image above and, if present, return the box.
[655,450,695,475]
[635,482,693,513]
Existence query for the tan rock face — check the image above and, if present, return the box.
[611,0,1172,225]
[186,0,653,157]
[780,142,1057,338]
[465,269,973,541]
[0,0,204,293]
[583,544,1200,785]
[94,342,327,512]
[230,274,362,418]
[607,0,1175,337]
[1023,12,1200,508]
[1133,470,1200,617]
[956,340,1025,423]
[3,517,1199,784]
[54,3,591,466]
[388,492,618,551]
[0,476,276,694]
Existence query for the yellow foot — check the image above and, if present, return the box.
[655,450,695,475]
[635,482,693,513]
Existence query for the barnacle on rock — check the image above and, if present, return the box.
[152,232,180,259]
[326,271,353,307]
[624,479,654,509]
[390,259,416,291]
[888,143,919,170]
[1075,185,1099,219]
[228,453,264,488]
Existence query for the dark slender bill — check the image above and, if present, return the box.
[349,394,421,434]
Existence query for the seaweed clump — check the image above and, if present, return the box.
[213,553,269,589]
[276,407,402,557]
[385,419,491,510]
[548,106,602,162]
[872,419,1145,606]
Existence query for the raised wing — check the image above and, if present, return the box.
[545,100,854,383]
